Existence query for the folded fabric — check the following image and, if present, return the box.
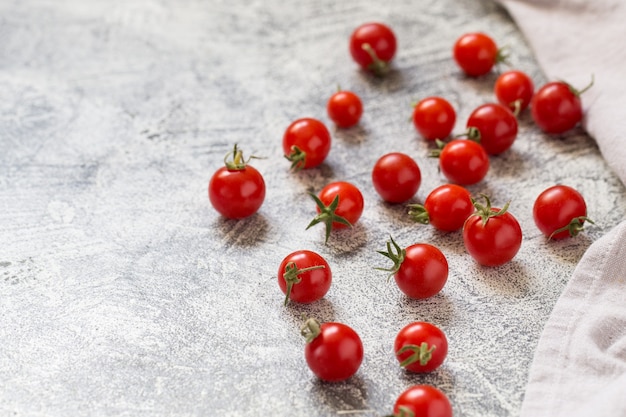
[495,1,626,415]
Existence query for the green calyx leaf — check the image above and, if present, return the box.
[306,193,352,244]
[362,42,389,77]
[407,204,430,225]
[428,139,447,158]
[548,216,595,239]
[567,74,595,97]
[300,317,322,344]
[396,342,436,367]
[284,145,306,171]
[471,194,510,226]
[465,126,481,143]
[282,261,325,306]
[375,236,406,281]
[224,143,262,170]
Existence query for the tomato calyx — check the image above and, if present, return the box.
[284,145,307,171]
[362,43,389,76]
[306,193,352,244]
[549,216,595,239]
[375,236,406,281]
[282,262,326,306]
[223,143,259,170]
[300,317,322,343]
[460,126,482,143]
[397,342,436,368]
[428,139,448,158]
[566,74,595,97]
[384,406,416,417]
[407,204,430,225]
[472,194,510,226]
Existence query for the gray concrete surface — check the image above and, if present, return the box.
[1,1,625,416]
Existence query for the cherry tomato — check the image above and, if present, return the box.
[391,385,453,417]
[372,152,422,204]
[394,322,448,373]
[307,181,364,243]
[412,96,456,141]
[377,237,448,299]
[278,250,331,305]
[453,32,502,77]
[301,318,363,382]
[531,80,590,134]
[436,139,489,185]
[349,22,397,76]
[533,185,592,239]
[494,70,534,113]
[409,184,473,232]
[327,90,363,128]
[208,144,265,219]
[282,118,332,170]
[463,195,522,266]
[466,103,518,155]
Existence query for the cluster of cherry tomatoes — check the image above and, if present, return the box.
[208,21,594,417]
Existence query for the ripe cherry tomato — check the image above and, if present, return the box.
[208,144,266,219]
[463,195,522,266]
[301,318,363,382]
[531,79,591,134]
[372,152,422,204]
[377,237,448,299]
[466,103,518,155]
[278,250,331,305]
[327,89,363,128]
[436,139,489,185]
[282,118,332,170]
[307,181,364,243]
[412,96,456,141]
[394,322,448,373]
[391,385,453,417]
[533,185,592,239]
[453,32,502,77]
[349,22,397,76]
[409,184,473,232]
[494,70,534,113]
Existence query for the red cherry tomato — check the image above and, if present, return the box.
[278,250,331,305]
[466,103,518,155]
[372,152,422,204]
[349,22,397,76]
[394,322,448,373]
[494,70,534,112]
[282,118,332,170]
[327,90,363,128]
[533,185,592,239]
[409,184,473,232]
[377,237,448,299]
[437,139,489,185]
[463,196,522,266]
[391,385,453,417]
[301,318,363,382]
[208,145,266,219]
[531,81,588,134]
[307,181,364,243]
[412,96,456,141]
[453,32,501,77]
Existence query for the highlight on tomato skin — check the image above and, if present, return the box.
[394,321,448,373]
[412,96,457,141]
[391,384,453,417]
[453,32,503,77]
[349,22,397,76]
[532,184,593,240]
[372,152,422,204]
[277,250,332,306]
[282,118,332,170]
[327,89,363,128]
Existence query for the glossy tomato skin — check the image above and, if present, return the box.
[327,90,363,128]
[305,322,363,382]
[424,184,474,232]
[372,152,421,204]
[463,208,522,266]
[394,322,448,373]
[317,181,364,229]
[531,82,583,134]
[278,250,331,304]
[439,139,489,185]
[349,22,397,73]
[412,97,456,141]
[282,118,332,169]
[393,385,453,417]
[395,244,448,299]
[209,165,265,219]
[467,103,518,155]
[495,70,534,112]
[453,32,498,76]
[533,185,587,239]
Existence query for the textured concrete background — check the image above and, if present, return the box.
[1,1,625,416]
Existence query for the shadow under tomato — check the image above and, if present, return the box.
[333,124,369,146]
[308,373,370,413]
[290,162,337,192]
[282,297,337,325]
[357,65,406,93]
[394,291,456,328]
[321,222,369,255]
[214,212,269,248]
